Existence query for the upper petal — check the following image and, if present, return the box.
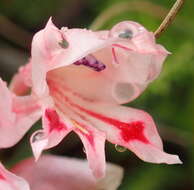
[31,18,111,96]
[44,20,168,105]
[0,162,30,190]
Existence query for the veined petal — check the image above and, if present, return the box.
[0,162,30,190]
[12,155,123,190]
[0,78,41,148]
[74,120,106,178]
[61,94,182,164]
[30,108,73,160]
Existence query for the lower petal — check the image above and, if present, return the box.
[30,108,73,160]
[74,120,106,178]
[68,99,182,164]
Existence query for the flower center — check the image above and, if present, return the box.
[73,55,106,72]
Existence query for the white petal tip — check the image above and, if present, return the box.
[160,155,183,165]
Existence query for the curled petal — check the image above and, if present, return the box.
[0,162,30,190]
[30,108,72,160]
[0,78,41,148]
[12,155,123,190]
[31,18,111,96]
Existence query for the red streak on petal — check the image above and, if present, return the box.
[0,174,5,180]
[113,44,133,51]
[76,106,149,144]
[112,48,119,64]
[47,80,148,143]
[45,109,67,133]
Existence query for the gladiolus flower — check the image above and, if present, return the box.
[0,18,181,178]
[12,155,123,190]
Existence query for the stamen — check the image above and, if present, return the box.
[71,120,89,135]
[74,55,106,72]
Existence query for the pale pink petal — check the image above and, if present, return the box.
[12,155,123,190]
[0,78,41,148]
[45,20,168,105]
[9,62,32,95]
[30,108,72,160]
[0,162,30,190]
[74,120,106,178]
[61,95,182,164]
[31,18,111,97]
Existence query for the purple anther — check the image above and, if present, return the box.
[74,55,106,72]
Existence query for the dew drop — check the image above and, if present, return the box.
[115,144,127,152]
[58,39,69,49]
[31,131,45,143]
[118,29,133,39]
[82,147,86,154]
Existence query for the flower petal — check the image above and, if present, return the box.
[0,162,30,190]
[30,108,72,160]
[74,120,106,178]
[0,78,41,148]
[9,62,32,96]
[62,95,182,164]
[31,18,110,97]
[12,155,123,190]
[46,21,168,105]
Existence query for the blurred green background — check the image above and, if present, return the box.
[0,0,193,189]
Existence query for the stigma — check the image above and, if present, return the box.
[74,55,106,72]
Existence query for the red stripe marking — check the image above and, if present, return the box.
[112,47,119,64]
[48,79,149,143]
[45,109,67,133]
[75,106,149,144]
[113,44,133,51]
[0,173,6,180]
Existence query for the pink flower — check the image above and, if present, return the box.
[0,78,41,148]
[0,18,181,178]
[11,155,123,190]
[0,162,29,190]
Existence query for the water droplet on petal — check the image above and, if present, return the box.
[118,29,133,39]
[31,131,45,143]
[58,39,69,49]
[115,144,127,152]
[83,147,86,154]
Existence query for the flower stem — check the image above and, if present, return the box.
[154,0,185,38]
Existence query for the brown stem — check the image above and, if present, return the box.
[154,0,185,38]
